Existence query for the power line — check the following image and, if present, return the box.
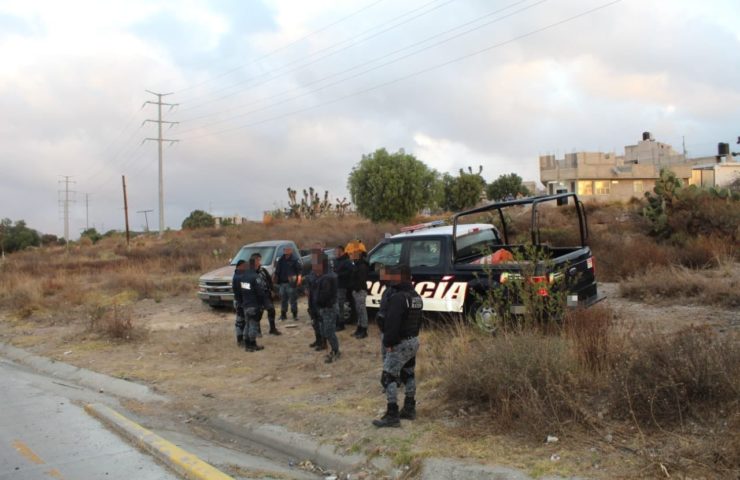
[177,0,542,136]
[175,0,388,96]
[81,104,147,185]
[179,0,623,141]
[143,90,179,237]
[177,0,454,112]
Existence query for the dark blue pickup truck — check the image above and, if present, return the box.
[365,193,602,321]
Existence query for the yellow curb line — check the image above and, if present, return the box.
[84,403,234,480]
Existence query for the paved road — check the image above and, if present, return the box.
[0,358,180,480]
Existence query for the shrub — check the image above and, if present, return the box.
[426,323,593,434]
[611,326,740,427]
[87,304,146,341]
[590,232,671,281]
[564,304,615,372]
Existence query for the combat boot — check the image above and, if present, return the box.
[314,338,328,351]
[309,334,321,348]
[355,327,368,339]
[324,350,341,364]
[268,318,282,335]
[245,339,264,352]
[399,396,416,420]
[372,403,400,428]
[236,335,244,347]
[351,326,362,337]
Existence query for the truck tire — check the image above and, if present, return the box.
[466,301,500,334]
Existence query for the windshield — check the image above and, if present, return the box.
[230,246,276,266]
[456,228,500,259]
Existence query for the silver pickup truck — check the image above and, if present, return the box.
[197,240,300,308]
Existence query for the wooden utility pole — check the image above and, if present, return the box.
[122,175,130,247]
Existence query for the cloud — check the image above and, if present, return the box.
[1,0,739,237]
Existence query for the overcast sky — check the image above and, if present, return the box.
[1,0,739,236]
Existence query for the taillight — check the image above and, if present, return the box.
[528,276,549,296]
[587,257,594,271]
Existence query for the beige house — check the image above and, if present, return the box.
[214,215,249,227]
[539,132,725,202]
[690,162,740,189]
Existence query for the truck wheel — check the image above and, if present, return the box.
[466,301,499,334]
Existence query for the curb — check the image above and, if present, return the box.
[85,403,234,480]
[0,343,167,403]
[210,414,387,474]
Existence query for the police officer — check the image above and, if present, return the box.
[239,254,269,352]
[333,245,352,331]
[253,253,281,336]
[231,259,248,347]
[274,246,301,320]
[314,253,341,363]
[373,264,422,427]
[304,249,326,351]
[350,250,370,339]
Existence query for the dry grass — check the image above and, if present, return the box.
[427,306,740,476]
[0,216,397,323]
[426,321,597,435]
[619,263,740,309]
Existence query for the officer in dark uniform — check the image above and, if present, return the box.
[253,253,281,336]
[373,264,422,427]
[239,254,269,352]
[303,249,326,350]
[274,246,301,320]
[333,245,352,331]
[231,260,248,347]
[314,253,340,363]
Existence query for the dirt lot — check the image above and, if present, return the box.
[1,282,737,479]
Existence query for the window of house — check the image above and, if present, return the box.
[594,181,610,195]
[633,180,644,194]
[577,180,593,196]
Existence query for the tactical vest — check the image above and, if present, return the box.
[399,289,423,338]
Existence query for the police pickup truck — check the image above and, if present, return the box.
[365,192,601,320]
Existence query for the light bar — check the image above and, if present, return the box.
[399,220,445,233]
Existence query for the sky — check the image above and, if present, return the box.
[1,0,739,237]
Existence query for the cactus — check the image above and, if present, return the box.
[286,187,352,218]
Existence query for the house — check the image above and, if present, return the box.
[690,162,740,189]
[214,215,249,227]
[539,132,728,202]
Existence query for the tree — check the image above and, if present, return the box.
[40,234,59,247]
[348,148,439,223]
[486,173,530,201]
[181,210,215,229]
[80,228,102,244]
[441,166,486,212]
[0,219,41,253]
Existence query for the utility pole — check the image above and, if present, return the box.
[84,193,91,230]
[137,209,153,232]
[122,175,130,247]
[58,176,76,247]
[143,90,179,237]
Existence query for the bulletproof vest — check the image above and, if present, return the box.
[399,289,423,336]
[240,270,263,307]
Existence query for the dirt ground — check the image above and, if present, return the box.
[1,285,738,479]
